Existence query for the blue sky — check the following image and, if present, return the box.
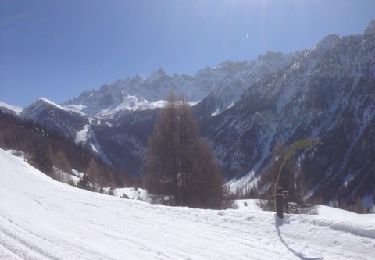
[1,0,375,107]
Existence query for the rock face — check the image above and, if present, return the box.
[365,20,375,35]
[195,52,296,119]
[201,24,375,204]
[91,109,157,175]
[63,70,202,118]
[17,20,375,205]
[63,54,295,119]
[20,98,90,140]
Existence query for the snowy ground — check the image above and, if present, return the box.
[0,148,374,260]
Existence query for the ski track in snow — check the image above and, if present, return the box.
[0,148,374,260]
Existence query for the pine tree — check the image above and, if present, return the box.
[144,94,225,209]
[144,94,179,196]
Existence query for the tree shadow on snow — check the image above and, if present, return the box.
[275,215,323,260]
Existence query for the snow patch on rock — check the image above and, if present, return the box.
[75,125,90,144]
[0,101,23,115]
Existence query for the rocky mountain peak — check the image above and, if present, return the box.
[315,34,341,51]
[258,51,283,62]
[27,98,62,111]
[147,68,167,81]
[364,19,375,35]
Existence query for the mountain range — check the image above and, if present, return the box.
[1,20,374,208]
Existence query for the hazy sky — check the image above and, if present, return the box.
[1,0,375,107]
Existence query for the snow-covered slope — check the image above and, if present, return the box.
[0,101,22,115]
[1,148,374,259]
[20,98,91,141]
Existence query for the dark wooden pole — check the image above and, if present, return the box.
[283,191,289,214]
[276,187,284,219]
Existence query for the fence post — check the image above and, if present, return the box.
[283,191,289,214]
[276,188,284,219]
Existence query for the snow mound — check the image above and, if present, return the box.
[114,187,149,201]
[0,148,374,259]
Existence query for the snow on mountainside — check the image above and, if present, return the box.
[63,55,295,119]
[4,20,375,207]
[0,101,22,115]
[63,69,205,118]
[1,147,375,259]
[19,98,113,163]
[201,22,375,204]
[20,98,91,141]
[23,98,87,118]
[12,53,298,171]
[196,52,297,118]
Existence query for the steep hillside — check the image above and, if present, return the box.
[203,23,375,205]
[20,98,90,140]
[0,111,129,188]
[195,51,296,119]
